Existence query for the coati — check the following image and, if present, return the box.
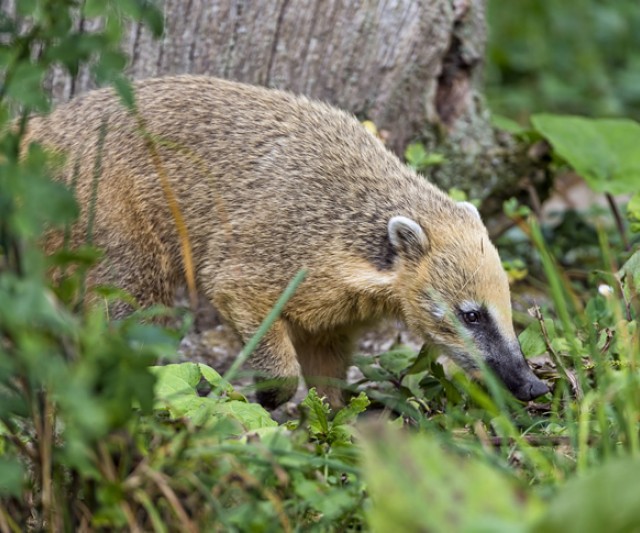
[26,75,549,408]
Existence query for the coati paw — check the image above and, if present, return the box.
[255,376,299,410]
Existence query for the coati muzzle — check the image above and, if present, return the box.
[457,306,549,402]
[485,346,549,401]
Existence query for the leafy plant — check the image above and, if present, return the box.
[404,142,445,172]
[487,0,640,121]
[530,114,640,196]
[363,424,640,533]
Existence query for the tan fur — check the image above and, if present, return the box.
[26,76,524,407]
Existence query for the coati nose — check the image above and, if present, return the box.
[528,379,550,399]
[517,378,550,402]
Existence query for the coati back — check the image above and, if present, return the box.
[26,76,549,407]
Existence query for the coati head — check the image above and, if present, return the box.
[388,202,549,402]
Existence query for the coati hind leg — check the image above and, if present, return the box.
[84,234,179,319]
[291,327,355,410]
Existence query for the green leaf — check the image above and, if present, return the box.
[141,4,164,37]
[152,363,205,408]
[213,401,277,431]
[447,187,468,202]
[533,458,640,533]
[48,246,103,268]
[5,63,48,110]
[15,0,36,16]
[83,0,108,17]
[293,479,356,521]
[199,363,234,393]
[123,322,181,359]
[0,457,24,497]
[519,322,547,357]
[404,142,445,171]
[618,249,640,289]
[151,363,275,430]
[531,114,640,195]
[492,114,528,135]
[332,392,370,426]
[116,0,164,37]
[93,49,128,84]
[113,76,136,109]
[355,355,393,382]
[301,388,331,436]
[627,192,640,234]
[405,142,428,169]
[405,344,437,375]
[378,346,417,376]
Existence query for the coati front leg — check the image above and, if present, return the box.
[249,319,301,408]
[209,286,301,409]
[292,327,355,410]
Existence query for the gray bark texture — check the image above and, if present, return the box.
[42,0,542,208]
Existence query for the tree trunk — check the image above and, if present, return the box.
[44,0,543,207]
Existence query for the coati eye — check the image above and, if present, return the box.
[462,311,481,324]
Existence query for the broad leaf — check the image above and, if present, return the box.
[531,114,640,195]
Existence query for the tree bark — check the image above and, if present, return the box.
[43,0,543,206]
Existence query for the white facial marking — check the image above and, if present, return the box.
[459,300,481,313]
[430,303,447,320]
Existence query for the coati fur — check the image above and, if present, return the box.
[26,76,549,408]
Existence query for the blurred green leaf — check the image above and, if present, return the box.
[531,114,640,194]
[618,249,640,288]
[492,114,528,135]
[487,0,640,120]
[519,322,547,357]
[83,0,108,17]
[0,457,24,497]
[4,63,48,110]
[628,192,640,233]
[361,425,542,533]
[93,49,128,83]
[533,458,640,533]
[16,0,36,16]
[405,142,445,171]
[213,401,277,431]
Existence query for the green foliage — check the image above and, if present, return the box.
[152,363,276,431]
[362,426,542,532]
[404,141,445,172]
[628,193,640,234]
[530,114,640,195]
[364,426,640,533]
[487,0,640,120]
[301,388,369,448]
[532,458,640,533]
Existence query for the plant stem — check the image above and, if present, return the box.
[606,193,629,251]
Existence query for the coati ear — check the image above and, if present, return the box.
[388,216,428,261]
[459,201,481,220]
